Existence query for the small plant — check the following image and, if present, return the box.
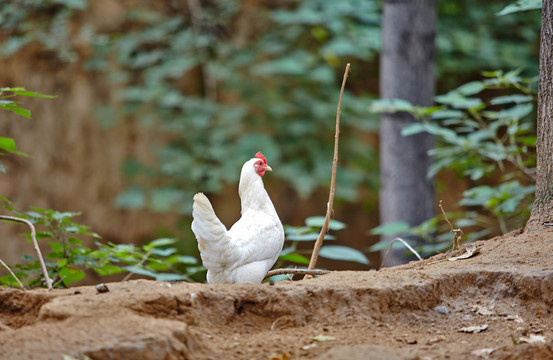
[0,198,204,288]
[90,238,204,282]
[370,70,537,257]
[268,216,368,281]
[0,199,101,288]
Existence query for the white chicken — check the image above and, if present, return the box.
[191,152,285,284]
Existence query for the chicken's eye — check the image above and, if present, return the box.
[257,161,263,166]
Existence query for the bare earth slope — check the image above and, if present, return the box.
[1,230,553,359]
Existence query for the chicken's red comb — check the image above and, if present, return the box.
[255,152,267,165]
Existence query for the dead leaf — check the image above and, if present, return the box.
[518,334,546,344]
[313,334,336,342]
[269,353,290,360]
[459,324,488,333]
[471,348,495,357]
[302,343,317,351]
[472,304,495,316]
[448,245,480,261]
[506,314,524,323]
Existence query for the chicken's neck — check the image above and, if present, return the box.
[238,172,276,215]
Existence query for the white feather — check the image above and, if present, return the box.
[191,157,285,284]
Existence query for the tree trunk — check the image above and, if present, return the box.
[525,0,553,233]
[379,0,436,265]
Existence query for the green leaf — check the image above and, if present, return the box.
[12,90,57,99]
[497,0,542,16]
[0,103,31,118]
[59,267,85,284]
[497,104,533,120]
[305,216,346,231]
[490,94,533,105]
[145,261,169,271]
[456,81,484,96]
[144,238,176,251]
[266,274,293,282]
[167,255,198,265]
[94,264,124,276]
[370,221,411,236]
[370,98,415,113]
[123,266,158,278]
[278,253,310,264]
[401,123,427,137]
[52,211,81,221]
[0,137,17,153]
[155,273,188,281]
[286,233,335,241]
[57,258,68,267]
[48,241,63,253]
[436,93,482,109]
[151,248,177,257]
[430,109,465,120]
[115,187,145,209]
[318,245,369,265]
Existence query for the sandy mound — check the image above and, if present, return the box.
[1,229,553,359]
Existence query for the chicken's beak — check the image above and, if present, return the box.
[265,165,273,172]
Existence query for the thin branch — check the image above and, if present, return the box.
[438,200,464,251]
[305,63,350,275]
[0,257,24,290]
[0,215,52,290]
[380,237,422,269]
[52,276,67,288]
[122,247,154,282]
[264,268,330,280]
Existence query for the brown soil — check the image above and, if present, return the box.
[1,229,553,360]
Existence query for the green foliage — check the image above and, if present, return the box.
[93,1,380,210]
[0,200,101,288]
[0,199,203,288]
[370,71,537,256]
[317,245,369,265]
[497,0,542,16]
[0,0,87,62]
[0,87,55,118]
[437,1,540,88]
[1,0,381,213]
[0,87,56,173]
[273,216,369,281]
[89,238,204,282]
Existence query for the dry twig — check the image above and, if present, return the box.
[439,200,463,251]
[380,237,423,269]
[122,247,154,282]
[0,215,52,290]
[304,63,350,276]
[264,268,330,280]
[0,257,24,290]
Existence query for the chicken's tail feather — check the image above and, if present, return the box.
[191,193,232,270]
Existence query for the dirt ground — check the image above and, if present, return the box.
[1,229,553,360]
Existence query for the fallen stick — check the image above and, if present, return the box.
[0,215,52,290]
[264,268,330,280]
